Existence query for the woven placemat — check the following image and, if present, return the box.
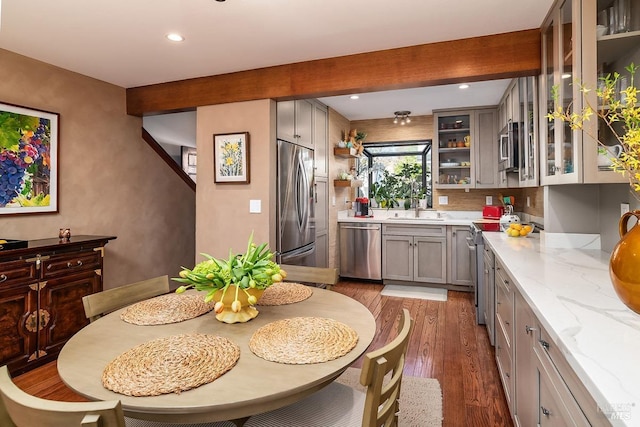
[249,317,358,364]
[120,293,214,325]
[102,333,239,396]
[257,282,313,306]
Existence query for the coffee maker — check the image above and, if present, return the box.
[354,197,369,217]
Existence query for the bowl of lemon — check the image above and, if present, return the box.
[503,223,534,238]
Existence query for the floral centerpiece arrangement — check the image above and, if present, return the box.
[173,233,287,323]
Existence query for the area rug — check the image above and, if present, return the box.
[381,284,448,302]
[336,367,443,427]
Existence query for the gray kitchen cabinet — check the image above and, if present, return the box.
[539,0,634,187]
[492,253,610,426]
[514,292,538,427]
[495,259,515,413]
[518,76,539,187]
[474,108,499,188]
[534,325,591,427]
[276,99,314,149]
[382,224,446,285]
[482,244,496,346]
[447,225,472,287]
[433,108,498,189]
[314,177,328,267]
[313,102,328,177]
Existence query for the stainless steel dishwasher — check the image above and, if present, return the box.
[339,222,382,280]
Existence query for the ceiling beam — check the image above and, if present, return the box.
[126,29,541,116]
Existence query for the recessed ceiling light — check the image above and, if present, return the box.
[166,33,184,42]
[459,84,470,89]
[350,95,359,100]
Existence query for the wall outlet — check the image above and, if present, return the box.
[438,196,448,205]
[621,203,630,216]
[486,196,492,205]
[332,195,336,206]
[527,196,531,207]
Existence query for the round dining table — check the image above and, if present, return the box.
[57,287,376,424]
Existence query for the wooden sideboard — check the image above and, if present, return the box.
[0,235,116,375]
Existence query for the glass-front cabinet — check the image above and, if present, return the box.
[433,112,474,189]
[518,76,539,187]
[582,0,640,183]
[540,0,583,185]
[541,0,639,185]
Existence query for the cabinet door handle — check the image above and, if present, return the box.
[539,339,550,350]
[541,406,551,417]
[67,260,83,268]
[505,372,510,379]
[525,325,536,334]
[0,274,6,283]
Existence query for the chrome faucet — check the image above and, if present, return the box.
[411,180,424,218]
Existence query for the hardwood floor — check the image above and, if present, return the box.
[12,280,513,427]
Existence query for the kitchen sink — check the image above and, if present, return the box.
[388,216,445,221]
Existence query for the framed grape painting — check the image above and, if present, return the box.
[0,102,59,215]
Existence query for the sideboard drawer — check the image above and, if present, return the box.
[42,251,102,278]
[0,260,37,287]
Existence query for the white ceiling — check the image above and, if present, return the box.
[0,0,554,145]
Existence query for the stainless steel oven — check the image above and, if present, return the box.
[467,223,485,325]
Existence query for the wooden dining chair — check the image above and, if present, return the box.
[0,365,126,427]
[279,264,339,290]
[82,275,170,322]
[243,308,415,427]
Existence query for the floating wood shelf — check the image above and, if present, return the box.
[333,147,358,158]
[333,179,363,187]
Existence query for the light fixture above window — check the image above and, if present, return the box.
[393,111,411,125]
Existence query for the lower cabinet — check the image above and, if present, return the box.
[0,235,115,375]
[514,292,538,427]
[447,225,472,287]
[382,224,446,285]
[492,254,611,427]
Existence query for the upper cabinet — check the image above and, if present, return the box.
[540,0,583,185]
[277,99,314,149]
[518,76,540,187]
[540,0,638,186]
[433,108,498,189]
[582,0,640,183]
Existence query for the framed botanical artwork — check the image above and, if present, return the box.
[213,132,250,184]
[0,102,59,215]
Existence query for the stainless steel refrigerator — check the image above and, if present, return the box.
[276,139,316,266]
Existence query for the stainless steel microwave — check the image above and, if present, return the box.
[498,121,519,172]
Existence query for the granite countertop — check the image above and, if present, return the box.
[483,232,640,426]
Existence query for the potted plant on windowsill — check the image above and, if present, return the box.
[548,63,640,314]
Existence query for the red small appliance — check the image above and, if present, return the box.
[354,197,369,217]
[480,205,504,231]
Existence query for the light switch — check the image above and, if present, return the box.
[249,199,261,213]
[438,196,448,205]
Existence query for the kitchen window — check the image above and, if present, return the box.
[356,140,432,208]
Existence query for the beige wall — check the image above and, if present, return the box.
[0,49,196,289]
[328,108,352,269]
[195,100,276,258]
